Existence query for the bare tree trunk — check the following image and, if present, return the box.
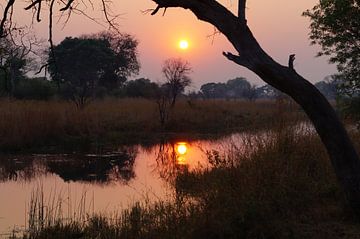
[9,60,16,97]
[171,93,177,108]
[152,0,360,217]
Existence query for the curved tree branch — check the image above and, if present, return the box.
[0,0,16,37]
[151,0,360,218]
[60,0,75,11]
[24,0,41,10]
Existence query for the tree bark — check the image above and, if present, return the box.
[151,0,360,217]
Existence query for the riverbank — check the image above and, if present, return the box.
[16,123,360,239]
[0,98,303,153]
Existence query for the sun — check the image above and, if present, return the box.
[179,40,189,50]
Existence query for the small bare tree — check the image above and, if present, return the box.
[162,58,192,107]
[1,0,360,218]
[0,29,40,96]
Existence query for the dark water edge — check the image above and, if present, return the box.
[0,128,255,155]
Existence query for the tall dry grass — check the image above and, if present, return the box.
[0,98,303,152]
[17,122,360,239]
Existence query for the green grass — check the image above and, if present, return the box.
[16,122,360,239]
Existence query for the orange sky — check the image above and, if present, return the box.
[12,0,336,89]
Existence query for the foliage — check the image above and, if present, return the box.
[200,77,259,100]
[0,36,30,95]
[200,82,227,99]
[303,0,360,95]
[226,77,251,98]
[92,31,140,89]
[48,37,115,108]
[125,78,159,98]
[48,33,139,108]
[13,77,56,100]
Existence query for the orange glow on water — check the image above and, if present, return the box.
[176,156,187,165]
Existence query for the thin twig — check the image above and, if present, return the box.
[36,0,42,22]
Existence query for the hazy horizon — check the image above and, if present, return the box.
[12,0,337,90]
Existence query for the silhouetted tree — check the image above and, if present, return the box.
[0,31,37,96]
[200,78,258,100]
[125,78,159,98]
[13,77,56,100]
[48,37,115,108]
[93,31,140,90]
[2,0,360,218]
[304,0,359,96]
[48,34,139,108]
[200,82,227,99]
[226,77,251,98]
[149,0,360,216]
[162,58,192,107]
[243,84,258,101]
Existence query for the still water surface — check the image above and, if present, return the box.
[0,134,251,236]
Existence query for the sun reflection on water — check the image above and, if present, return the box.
[176,142,188,155]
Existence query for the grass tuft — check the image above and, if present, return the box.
[16,122,360,239]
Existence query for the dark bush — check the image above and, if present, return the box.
[14,77,56,100]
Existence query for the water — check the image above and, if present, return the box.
[0,134,251,236]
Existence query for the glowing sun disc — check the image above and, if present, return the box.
[179,40,189,50]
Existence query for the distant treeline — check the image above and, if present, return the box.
[0,74,339,101]
[0,30,339,102]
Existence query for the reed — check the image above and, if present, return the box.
[16,122,360,239]
[0,98,303,152]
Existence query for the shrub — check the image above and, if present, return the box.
[14,77,56,100]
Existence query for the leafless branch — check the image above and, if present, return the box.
[35,63,49,74]
[238,0,246,24]
[57,4,73,30]
[100,0,120,31]
[207,26,221,45]
[59,0,75,11]
[151,5,161,15]
[24,0,41,10]
[288,54,296,70]
[36,0,42,22]
[0,0,15,37]
[48,0,55,53]
[141,9,154,15]
[71,8,106,28]
[223,51,251,69]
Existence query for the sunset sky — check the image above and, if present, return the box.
[13,0,336,90]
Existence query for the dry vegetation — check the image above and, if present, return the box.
[16,122,360,239]
[0,98,303,152]
[5,98,360,238]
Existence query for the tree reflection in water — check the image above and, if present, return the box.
[0,156,46,182]
[46,147,137,184]
[154,140,190,183]
[0,147,137,184]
